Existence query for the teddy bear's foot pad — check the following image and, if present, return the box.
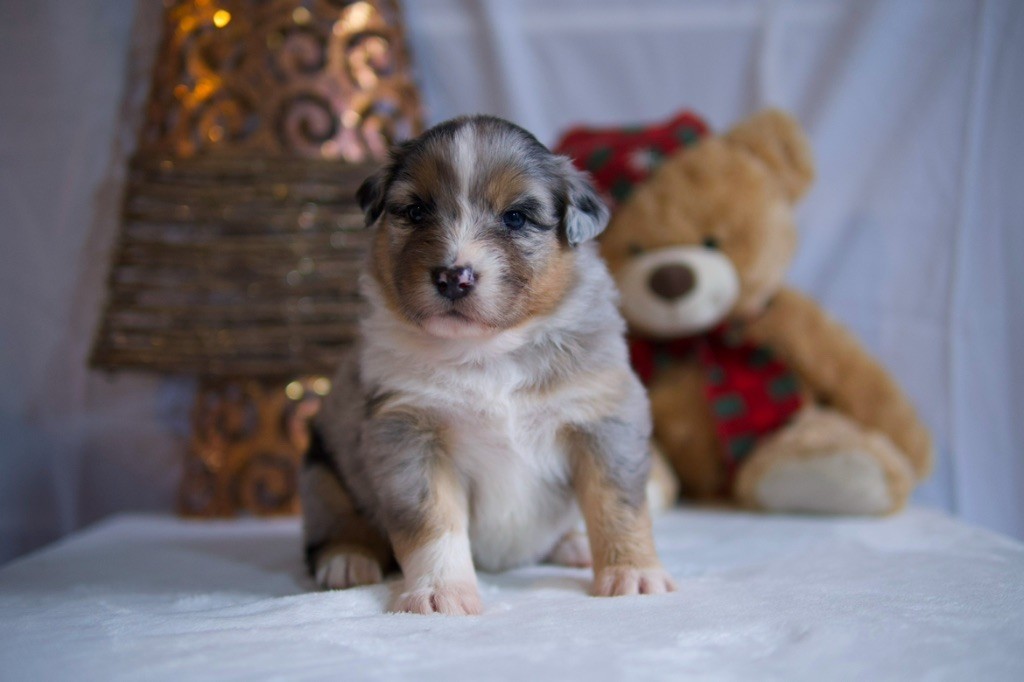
[752,450,895,515]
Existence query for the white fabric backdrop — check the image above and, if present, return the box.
[1,0,1021,564]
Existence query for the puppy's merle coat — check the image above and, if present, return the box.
[302,115,675,615]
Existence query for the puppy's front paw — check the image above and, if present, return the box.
[391,582,483,616]
[593,566,677,597]
[315,549,383,590]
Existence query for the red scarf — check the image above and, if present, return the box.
[554,111,709,206]
[630,327,803,490]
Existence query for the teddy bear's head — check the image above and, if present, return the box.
[600,109,814,339]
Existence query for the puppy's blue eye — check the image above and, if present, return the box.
[502,210,526,230]
[702,236,720,250]
[406,203,428,224]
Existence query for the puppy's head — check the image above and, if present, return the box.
[358,116,609,339]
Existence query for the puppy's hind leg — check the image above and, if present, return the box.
[300,433,392,590]
[313,542,385,590]
[545,529,592,568]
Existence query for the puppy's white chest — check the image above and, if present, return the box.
[445,399,578,572]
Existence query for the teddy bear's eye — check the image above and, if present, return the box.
[628,243,645,256]
[702,236,720,250]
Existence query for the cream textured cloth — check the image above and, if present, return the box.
[1,508,1021,680]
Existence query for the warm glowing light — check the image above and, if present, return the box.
[342,110,360,128]
[312,378,332,396]
[212,10,231,28]
[292,7,311,25]
[285,381,304,400]
[193,78,216,100]
[344,2,374,32]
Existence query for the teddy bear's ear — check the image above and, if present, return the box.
[556,157,610,247]
[724,109,815,202]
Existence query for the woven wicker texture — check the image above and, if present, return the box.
[91,0,423,378]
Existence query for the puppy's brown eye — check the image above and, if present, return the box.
[502,210,526,230]
[628,243,645,256]
[406,203,428,224]
[702,236,720,250]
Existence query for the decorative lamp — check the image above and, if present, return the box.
[90,0,423,516]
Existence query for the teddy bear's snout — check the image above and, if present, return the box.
[649,263,696,301]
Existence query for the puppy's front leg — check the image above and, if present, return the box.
[568,417,677,597]
[366,409,480,615]
[389,464,481,615]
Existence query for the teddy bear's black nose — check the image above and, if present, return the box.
[649,263,696,301]
[432,265,476,300]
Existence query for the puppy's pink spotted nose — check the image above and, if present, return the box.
[432,265,476,301]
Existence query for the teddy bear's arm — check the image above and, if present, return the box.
[745,287,932,479]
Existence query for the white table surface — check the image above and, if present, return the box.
[1,508,1022,681]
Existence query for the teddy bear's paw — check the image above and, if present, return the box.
[646,443,681,514]
[743,448,909,516]
[593,566,677,597]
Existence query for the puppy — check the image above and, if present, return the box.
[301,115,675,615]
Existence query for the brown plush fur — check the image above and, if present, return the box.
[600,109,932,515]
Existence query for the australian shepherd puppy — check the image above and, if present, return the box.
[301,115,675,615]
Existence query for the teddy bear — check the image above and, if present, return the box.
[590,109,932,515]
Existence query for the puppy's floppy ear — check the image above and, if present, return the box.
[356,166,388,227]
[558,157,610,247]
[356,140,416,227]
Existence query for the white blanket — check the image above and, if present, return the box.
[1,508,1022,681]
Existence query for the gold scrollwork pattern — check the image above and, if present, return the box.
[180,378,324,517]
[143,0,422,160]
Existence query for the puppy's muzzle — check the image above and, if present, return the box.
[432,265,476,301]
